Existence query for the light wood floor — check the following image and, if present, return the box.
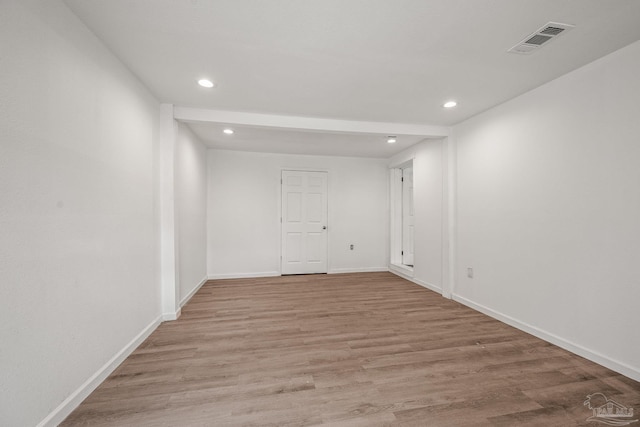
[62,272,640,426]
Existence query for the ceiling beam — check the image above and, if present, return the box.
[174,106,450,138]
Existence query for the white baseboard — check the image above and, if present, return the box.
[37,315,162,427]
[388,263,414,277]
[207,271,280,280]
[179,275,208,308]
[411,277,443,294]
[389,268,443,294]
[328,267,388,274]
[452,294,640,383]
[162,308,181,321]
[163,275,208,321]
[208,269,390,278]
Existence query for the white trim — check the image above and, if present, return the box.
[37,316,162,427]
[452,294,640,382]
[281,167,331,173]
[328,267,388,274]
[389,162,415,269]
[389,269,443,294]
[388,154,417,169]
[411,278,443,294]
[179,276,208,307]
[162,308,181,321]
[207,271,281,280]
[389,263,414,277]
[389,168,403,267]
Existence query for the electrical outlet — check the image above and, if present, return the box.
[467,267,474,278]
[350,244,354,250]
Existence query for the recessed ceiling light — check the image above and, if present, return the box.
[198,79,215,88]
[443,101,457,108]
[223,128,234,135]
[387,136,397,144]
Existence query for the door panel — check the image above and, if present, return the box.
[281,171,328,274]
[307,193,323,223]
[307,232,323,262]
[286,232,302,263]
[287,192,302,222]
[286,175,303,186]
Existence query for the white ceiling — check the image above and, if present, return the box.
[64,0,640,157]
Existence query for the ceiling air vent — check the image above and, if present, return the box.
[508,22,574,54]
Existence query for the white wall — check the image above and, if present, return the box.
[176,123,208,303]
[0,1,161,425]
[453,40,640,380]
[389,139,446,293]
[207,150,388,278]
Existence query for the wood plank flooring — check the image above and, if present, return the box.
[62,272,640,426]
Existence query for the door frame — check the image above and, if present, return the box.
[387,137,453,300]
[279,168,330,275]
[401,166,415,266]
[389,159,414,274]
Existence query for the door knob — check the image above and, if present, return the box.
[322,226,327,230]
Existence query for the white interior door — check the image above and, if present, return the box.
[402,167,414,266]
[281,170,328,274]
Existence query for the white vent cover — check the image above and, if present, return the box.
[508,22,574,54]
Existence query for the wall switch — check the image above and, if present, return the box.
[467,267,474,278]
[350,244,354,250]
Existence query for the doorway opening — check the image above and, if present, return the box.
[390,161,414,271]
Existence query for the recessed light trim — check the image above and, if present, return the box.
[387,136,397,144]
[223,128,234,135]
[198,78,215,88]
[443,101,457,108]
